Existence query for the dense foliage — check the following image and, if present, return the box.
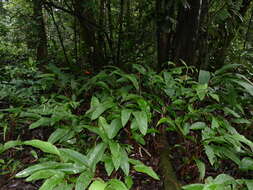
[1,0,253,190]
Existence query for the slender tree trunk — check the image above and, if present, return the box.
[33,0,48,66]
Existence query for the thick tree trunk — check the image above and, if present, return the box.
[33,0,48,66]
[173,0,203,66]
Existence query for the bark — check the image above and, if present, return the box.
[33,0,48,66]
[173,0,203,66]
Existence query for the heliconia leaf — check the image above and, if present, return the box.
[59,148,89,167]
[198,70,211,84]
[75,170,94,190]
[133,111,148,135]
[48,128,70,144]
[121,109,132,127]
[88,180,107,190]
[133,164,159,180]
[39,174,64,190]
[0,140,22,153]
[106,179,128,190]
[195,159,205,181]
[23,140,60,156]
[29,117,51,129]
[87,143,107,171]
[16,162,60,178]
[26,169,64,182]
[109,141,121,170]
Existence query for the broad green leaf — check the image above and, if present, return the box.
[0,140,22,153]
[48,128,70,144]
[182,184,204,190]
[100,117,123,139]
[190,122,206,130]
[87,143,107,171]
[82,125,108,143]
[26,169,64,182]
[240,157,253,171]
[124,176,133,189]
[125,74,139,90]
[29,117,51,129]
[54,183,74,190]
[23,140,60,156]
[195,84,208,101]
[59,148,89,167]
[211,117,219,129]
[195,159,205,180]
[106,179,128,190]
[39,174,64,190]
[231,79,253,96]
[120,148,130,176]
[75,170,94,190]
[109,141,121,170]
[16,162,60,178]
[209,93,220,102]
[88,180,107,190]
[213,174,235,184]
[133,164,159,180]
[104,157,114,176]
[214,64,241,75]
[245,180,253,190]
[204,145,215,166]
[91,101,115,120]
[133,111,148,135]
[121,109,132,127]
[198,70,210,84]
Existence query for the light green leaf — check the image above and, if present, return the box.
[245,179,253,190]
[87,143,107,171]
[26,169,64,182]
[29,117,51,129]
[75,170,94,190]
[109,141,121,170]
[59,148,89,167]
[209,93,220,102]
[39,174,64,190]
[182,184,204,190]
[231,79,253,96]
[211,117,219,129]
[240,157,253,171]
[133,111,148,135]
[23,140,60,156]
[198,70,210,84]
[91,101,115,120]
[106,179,128,190]
[204,145,215,166]
[214,64,241,75]
[48,128,70,144]
[190,122,207,130]
[100,117,123,139]
[104,157,114,176]
[120,148,130,176]
[125,74,139,90]
[195,159,205,180]
[121,109,132,127]
[124,176,133,189]
[0,140,22,153]
[133,164,159,180]
[88,180,107,190]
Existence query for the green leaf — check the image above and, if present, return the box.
[0,140,22,153]
[182,184,204,190]
[209,93,220,102]
[240,157,253,171]
[109,141,121,170]
[87,143,107,171]
[91,100,115,120]
[124,176,133,189]
[75,170,94,190]
[231,79,253,96]
[29,117,51,129]
[88,180,107,190]
[48,128,70,144]
[125,74,139,90]
[133,111,148,135]
[121,109,132,127]
[198,70,210,84]
[190,122,207,130]
[214,64,241,75]
[245,179,253,190]
[26,169,64,182]
[211,117,219,129]
[133,164,159,180]
[195,159,205,180]
[120,148,130,176]
[104,157,114,176]
[39,174,64,190]
[195,84,208,101]
[100,117,123,139]
[59,148,89,167]
[23,140,60,156]
[16,162,60,178]
[204,145,215,166]
[106,179,128,190]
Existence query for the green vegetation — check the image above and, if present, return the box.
[0,0,253,190]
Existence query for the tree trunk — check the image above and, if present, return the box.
[173,0,203,66]
[33,0,48,66]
